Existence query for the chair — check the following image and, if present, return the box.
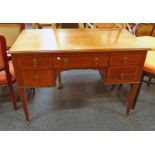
[131,24,155,108]
[32,23,84,29]
[117,24,155,89]
[0,24,25,110]
[135,24,155,86]
[132,50,155,109]
[0,35,17,110]
[0,23,25,50]
[32,23,60,29]
[86,23,125,29]
[86,23,136,33]
[60,23,84,29]
[133,23,155,37]
[96,23,125,28]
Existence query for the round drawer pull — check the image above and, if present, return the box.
[94,57,99,64]
[57,57,61,60]
[33,58,38,67]
[123,56,128,63]
[120,73,125,79]
[64,58,68,65]
[35,75,40,81]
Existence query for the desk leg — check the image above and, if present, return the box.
[18,88,30,124]
[57,72,63,89]
[125,83,139,117]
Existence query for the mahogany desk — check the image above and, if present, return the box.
[9,28,149,124]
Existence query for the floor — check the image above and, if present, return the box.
[0,69,155,131]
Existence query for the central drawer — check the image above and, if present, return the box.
[53,54,108,69]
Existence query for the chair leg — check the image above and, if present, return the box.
[7,78,18,110]
[111,84,123,90]
[32,88,35,95]
[132,73,144,109]
[9,84,17,110]
[29,88,35,97]
[111,84,115,89]
[119,84,123,89]
[5,68,18,110]
[147,77,152,86]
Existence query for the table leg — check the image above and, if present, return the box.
[125,83,139,117]
[132,73,144,109]
[57,72,63,89]
[18,88,30,124]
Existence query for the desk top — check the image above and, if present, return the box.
[9,28,149,53]
[136,36,155,51]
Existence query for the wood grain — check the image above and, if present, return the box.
[10,29,149,123]
[9,29,149,53]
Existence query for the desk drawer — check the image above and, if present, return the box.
[110,53,142,66]
[107,66,139,83]
[19,56,51,69]
[21,70,54,87]
[54,55,108,68]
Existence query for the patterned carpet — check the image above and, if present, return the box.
[0,70,155,130]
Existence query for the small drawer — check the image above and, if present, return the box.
[21,70,54,87]
[107,66,139,83]
[110,53,142,66]
[54,55,108,68]
[19,56,51,69]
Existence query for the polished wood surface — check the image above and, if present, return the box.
[10,29,149,53]
[136,36,155,50]
[9,29,149,123]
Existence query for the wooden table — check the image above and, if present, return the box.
[9,28,149,124]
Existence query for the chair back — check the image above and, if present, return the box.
[0,35,8,70]
[93,23,125,29]
[85,23,130,30]
[78,23,84,29]
[57,23,84,29]
[0,23,25,49]
[134,23,155,37]
[32,23,60,29]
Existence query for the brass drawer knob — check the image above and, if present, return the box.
[33,57,38,67]
[94,57,99,64]
[35,75,40,81]
[123,56,128,63]
[120,73,125,79]
[57,57,61,61]
[64,58,68,65]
